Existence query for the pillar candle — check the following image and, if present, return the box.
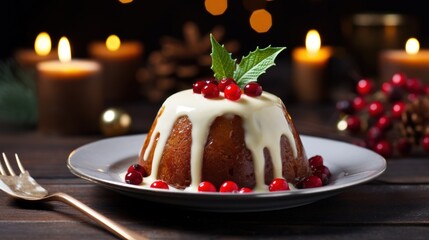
[88,35,143,102]
[292,29,332,102]
[37,37,103,135]
[14,32,58,70]
[379,38,429,83]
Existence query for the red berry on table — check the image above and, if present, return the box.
[336,100,355,115]
[422,135,429,152]
[244,82,263,97]
[127,164,147,177]
[224,83,242,101]
[391,72,407,88]
[391,101,406,119]
[376,115,392,131]
[268,178,290,191]
[396,138,412,156]
[356,78,374,95]
[218,77,235,92]
[150,180,169,189]
[238,187,253,193]
[368,101,384,118]
[374,140,393,158]
[301,175,323,188]
[346,115,361,133]
[193,80,207,94]
[406,77,422,93]
[201,83,220,98]
[352,96,366,111]
[198,181,217,192]
[219,181,239,193]
[125,170,143,185]
[308,155,323,169]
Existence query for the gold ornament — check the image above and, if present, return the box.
[100,108,132,136]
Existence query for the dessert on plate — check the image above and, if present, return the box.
[125,34,330,193]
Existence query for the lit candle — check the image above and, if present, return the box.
[14,32,58,70]
[379,38,429,83]
[88,35,143,102]
[37,36,103,135]
[291,29,332,102]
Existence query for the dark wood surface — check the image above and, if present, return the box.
[1,101,429,240]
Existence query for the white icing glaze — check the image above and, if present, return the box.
[141,89,297,192]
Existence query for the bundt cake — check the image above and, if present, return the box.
[125,34,329,192]
[137,89,312,191]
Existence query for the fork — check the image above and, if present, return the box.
[0,153,148,240]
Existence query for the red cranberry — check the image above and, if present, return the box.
[313,166,331,185]
[346,115,361,133]
[224,83,242,101]
[406,78,422,93]
[423,85,429,95]
[374,140,393,158]
[127,164,147,177]
[150,180,169,189]
[198,181,217,192]
[352,96,366,111]
[205,78,218,85]
[368,101,384,118]
[356,79,374,95]
[125,170,143,185]
[391,72,408,88]
[268,178,290,191]
[193,80,207,94]
[244,82,263,97]
[376,115,392,131]
[238,187,253,193]
[408,93,419,102]
[396,138,412,156]
[336,100,355,115]
[219,181,239,193]
[201,83,220,98]
[301,175,323,188]
[218,77,235,92]
[391,101,406,119]
[422,135,429,152]
[308,155,323,169]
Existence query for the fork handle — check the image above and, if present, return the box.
[46,192,148,240]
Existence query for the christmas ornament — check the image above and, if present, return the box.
[100,108,132,136]
[137,21,240,103]
[336,72,429,158]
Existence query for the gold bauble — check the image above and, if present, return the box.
[100,108,132,136]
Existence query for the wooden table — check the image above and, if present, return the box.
[1,101,429,240]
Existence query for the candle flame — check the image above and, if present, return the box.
[58,37,72,63]
[106,34,121,51]
[405,38,419,55]
[305,29,321,54]
[34,32,51,56]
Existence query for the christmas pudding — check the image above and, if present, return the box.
[126,34,330,192]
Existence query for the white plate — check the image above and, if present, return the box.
[67,134,386,212]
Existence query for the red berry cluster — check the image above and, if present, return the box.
[336,72,429,158]
[296,155,331,188]
[192,77,263,100]
[124,164,169,189]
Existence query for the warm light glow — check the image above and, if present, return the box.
[306,30,321,54]
[106,35,121,51]
[118,0,133,4]
[205,0,227,16]
[249,9,272,33]
[337,119,348,131]
[405,38,420,55]
[58,37,72,63]
[34,32,51,56]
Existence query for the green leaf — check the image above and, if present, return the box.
[210,34,236,80]
[233,46,286,88]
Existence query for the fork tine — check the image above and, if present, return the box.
[2,152,16,176]
[0,153,5,175]
[14,154,26,174]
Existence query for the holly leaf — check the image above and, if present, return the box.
[233,46,286,88]
[210,34,236,80]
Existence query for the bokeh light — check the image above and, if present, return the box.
[249,9,272,33]
[205,0,228,16]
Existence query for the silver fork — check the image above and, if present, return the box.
[0,152,148,240]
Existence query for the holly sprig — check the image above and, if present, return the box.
[210,33,285,88]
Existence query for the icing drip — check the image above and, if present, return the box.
[141,89,297,191]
